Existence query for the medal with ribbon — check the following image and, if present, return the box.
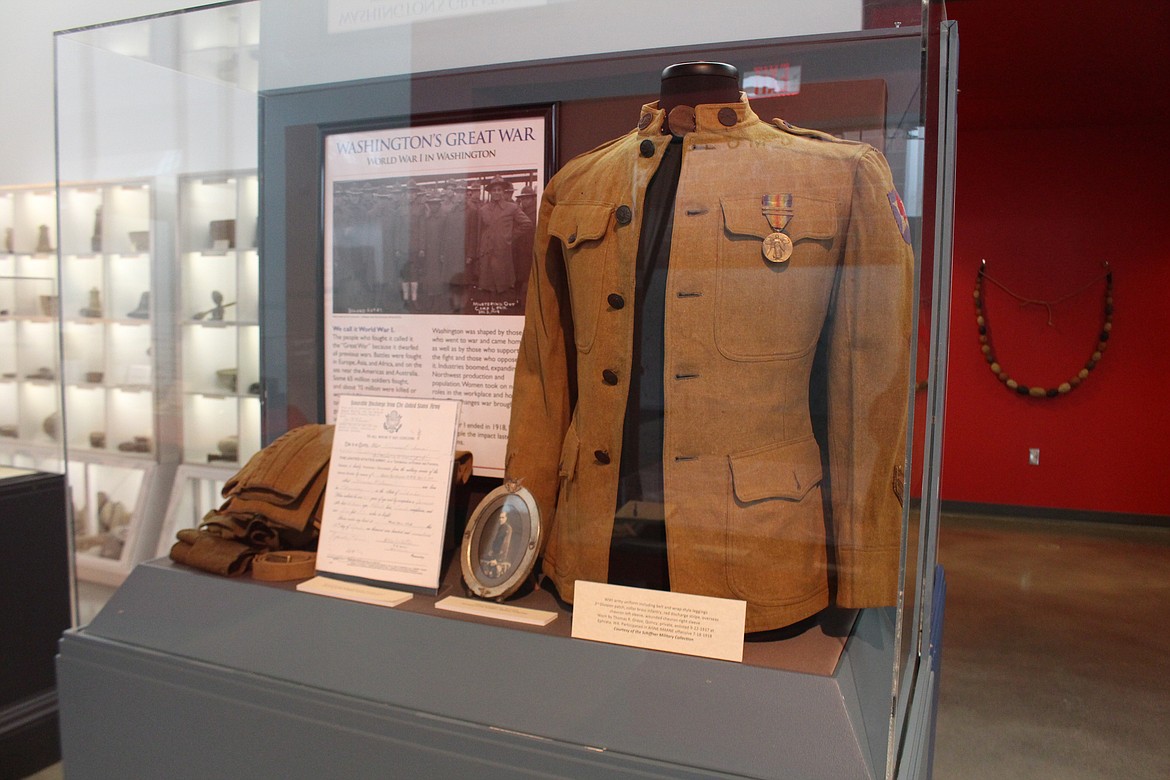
[760,194,794,263]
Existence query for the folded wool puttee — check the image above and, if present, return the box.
[219,462,329,533]
[169,528,256,577]
[223,424,334,510]
[201,512,319,551]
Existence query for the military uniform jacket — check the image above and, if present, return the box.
[505,98,912,632]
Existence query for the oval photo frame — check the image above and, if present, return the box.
[460,483,541,601]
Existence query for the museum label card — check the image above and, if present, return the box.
[315,394,460,592]
[297,576,413,607]
[435,596,558,627]
[571,581,747,662]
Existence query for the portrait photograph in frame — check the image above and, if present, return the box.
[461,481,541,601]
[321,105,555,476]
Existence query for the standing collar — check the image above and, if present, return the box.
[636,93,757,136]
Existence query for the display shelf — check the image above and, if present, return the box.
[177,170,260,468]
[2,178,170,586]
[67,456,175,587]
[0,272,63,461]
[0,186,57,257]
[56,179,159,482]
[10,169,264,586]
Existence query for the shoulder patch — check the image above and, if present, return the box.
[887,190,912,245]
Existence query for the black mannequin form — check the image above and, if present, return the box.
[658,61,740,116]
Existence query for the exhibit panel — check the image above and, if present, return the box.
[58,1,952,778]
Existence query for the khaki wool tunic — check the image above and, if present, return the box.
[505,97,912,632]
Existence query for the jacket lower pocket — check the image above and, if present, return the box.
[724,436,828,605]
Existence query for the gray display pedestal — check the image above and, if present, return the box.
[59,559,904,779]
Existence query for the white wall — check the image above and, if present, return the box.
[3,0,866,184]
[0,0,187,186]
[261,0,863,91]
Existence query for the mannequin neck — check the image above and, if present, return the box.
[658,61,740,115]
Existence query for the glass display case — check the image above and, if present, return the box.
[177,169,262,468]
[52,2,261,586]
[0,265,64,472]
[56,1,955,778]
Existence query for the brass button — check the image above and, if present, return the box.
[602,369,618,385]
[638,114,653,131]
[639,139,655,157]
[667,105,696,136]
[567,232,577,244]
[594,449,611,465]
[615,205,632,225]
[718,107,738,127]
[607,293,625,309]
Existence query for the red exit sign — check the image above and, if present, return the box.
[743,64,802,97]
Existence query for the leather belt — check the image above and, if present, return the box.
[252,551,317,581]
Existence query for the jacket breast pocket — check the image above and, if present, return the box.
[549,201,614,353]
[725,436,828,605]
[714,194,840,361]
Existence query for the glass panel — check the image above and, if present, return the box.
[54,1,261,606]
[0,273,64,471]
[55,1,952,776]
[257,2,948,776]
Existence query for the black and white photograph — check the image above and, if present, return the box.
[322,108,553,475]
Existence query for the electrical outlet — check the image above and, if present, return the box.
[1028,448,1040,466]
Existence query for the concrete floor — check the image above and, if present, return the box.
[933,513,1170,779]
[24,513,1170,778]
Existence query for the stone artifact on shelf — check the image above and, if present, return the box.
[192,290,236,321]
[35,225,53,254]
[209,219,236,250]
[127,291,150,319]
[215,367,238,393]
[42,411,60,439]
[116,435,153,453]
[4,227,12,254]
[38,294,59,317]
[75,491,132,560]
[92,205,103,252]
[128,230,150,252]
[79,287,103,318]
[208,434,239,463]
[89,431,107,449]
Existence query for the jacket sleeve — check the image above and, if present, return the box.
[827,146,914,608]
[504,181,575,548]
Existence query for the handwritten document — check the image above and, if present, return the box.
[315,395,460,591]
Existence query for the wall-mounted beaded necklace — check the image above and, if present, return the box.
[974,259,1113,398]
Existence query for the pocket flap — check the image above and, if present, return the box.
[549,202,614,248]
[729,436,823,503]
[720,195,838,241]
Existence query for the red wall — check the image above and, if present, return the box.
[939,1,1170,517]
